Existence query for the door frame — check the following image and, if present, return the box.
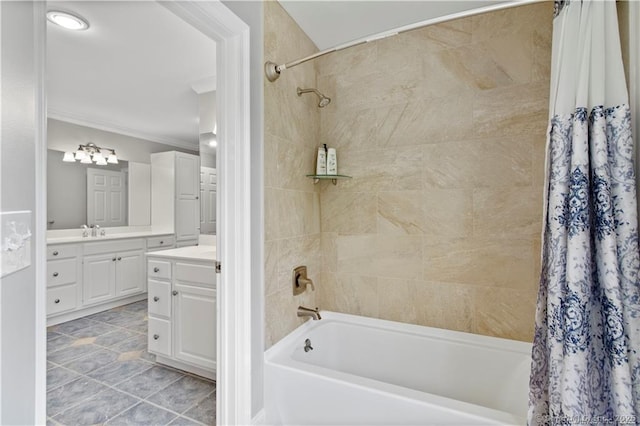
[34,1,254,424]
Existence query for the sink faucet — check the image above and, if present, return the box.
[297,306,321,321]
[81,224,89,238]
[91,225,100,237]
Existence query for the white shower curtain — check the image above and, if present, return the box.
[529,0,640,424]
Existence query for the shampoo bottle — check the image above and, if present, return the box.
[327,147,337,175]
[316,144,327,175]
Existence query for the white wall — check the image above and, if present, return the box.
[47,118,198,163]
[0,1,41,423]
[220,0,264,418]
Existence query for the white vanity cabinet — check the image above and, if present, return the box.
[147,248,216,379]
[82,239,146,306]
[46,233,175,326]
[47,244,81,316]
[151,151,200,248]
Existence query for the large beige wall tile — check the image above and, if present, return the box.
[473,186,543,238]
[473,82,549,139]
[403,18,472,52]
[423,189,473,238]
[474,286,537,342]
[378,191,425,235]
[377,278,419,324]
[378,95,475,147]
[265,240,279,297]
[321,192,377,234]
[332,274,379,318]
[414,281,476,333]
[324,146,423,192]
[317,43,377,78]
[423,238,535,288]
[320,106,379,152]
[321,232,337,273]
[276,136,317,192]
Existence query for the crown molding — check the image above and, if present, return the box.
[47,108,199,151]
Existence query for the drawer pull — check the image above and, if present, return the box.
[172,290,178,296]
[53,272,59,277]
[160,241,164,245]
[54,298,60,304]
[53,251,59,256]
[153,267,160,273]
[153,334,160,340]
[153,296,159,302]
[112,258,117,262]
[117,257,122,261]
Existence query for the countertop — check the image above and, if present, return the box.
[145,245,217,262]
[47,231,173,245]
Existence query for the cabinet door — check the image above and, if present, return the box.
[83,253,116,305]
[175,153,200,198]
[173,281,216,370]
[176,198,200,241]
[115,249,145,296]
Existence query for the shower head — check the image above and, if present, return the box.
[297,87,331,108]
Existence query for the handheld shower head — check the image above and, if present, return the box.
[297,87,331,108]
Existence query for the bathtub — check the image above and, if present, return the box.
[264,312,532,425]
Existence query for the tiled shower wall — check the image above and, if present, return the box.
[263,1,322,347]
[315,2,553,342]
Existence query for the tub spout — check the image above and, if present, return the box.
[297,306,321,321]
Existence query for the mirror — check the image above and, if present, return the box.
[47,149,129,230]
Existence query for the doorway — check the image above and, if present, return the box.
[34,1,253,424]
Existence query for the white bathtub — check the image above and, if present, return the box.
[264,312,531,425]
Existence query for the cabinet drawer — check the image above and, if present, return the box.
[84,238,145,256]
[148,260,171,280]
[47,245,79,260]
[148,280,171,318]
[47,258,78,287]
[148,317,171,356]
[47,284,78,315]
[175,262,215,287]
[147,236,175,250]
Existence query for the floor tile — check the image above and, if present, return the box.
[183,391,216,425]
[47,330,63,341]
[88,359,152,385]
[116,365,183,399]
[47,334,75,354]
[94,328,138,348]
[140,350,156,362]
[47,343,100,365]
[49,317,97,335]
[113,334,147,353]
[147,376,215,414]
[85,308,127,323]
[125,319,148,334]
[106,401,177,426]
[63,348,120,375]
[53,388,138,426]
[169,416,204,426]
[121,300,148,313]
[65,321,119,339]
[46,377,108,417]
[47,367,81,391]
[102,311,143,327]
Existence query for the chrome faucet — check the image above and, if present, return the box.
[81,224,89,238]
[91,224,100,237]
[297,306,321,321]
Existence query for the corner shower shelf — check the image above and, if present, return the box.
[306,174,352,185]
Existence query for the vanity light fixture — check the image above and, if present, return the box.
[46,10,90,31]
[63,143,118,165]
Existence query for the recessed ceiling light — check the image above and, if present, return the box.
[46,10,90,31]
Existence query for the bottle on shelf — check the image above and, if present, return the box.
[316,144,328,175]
[327,147,337,175]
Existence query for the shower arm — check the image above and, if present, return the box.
[264,0,541,83]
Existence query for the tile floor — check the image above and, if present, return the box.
[47,300,216,426]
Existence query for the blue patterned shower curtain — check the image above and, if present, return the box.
[528,1,640,425]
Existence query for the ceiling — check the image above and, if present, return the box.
[46,1,216,149]
[278,0,511,50]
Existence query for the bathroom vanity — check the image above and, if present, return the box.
[146,245,217,379]
[46,231,175,325]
